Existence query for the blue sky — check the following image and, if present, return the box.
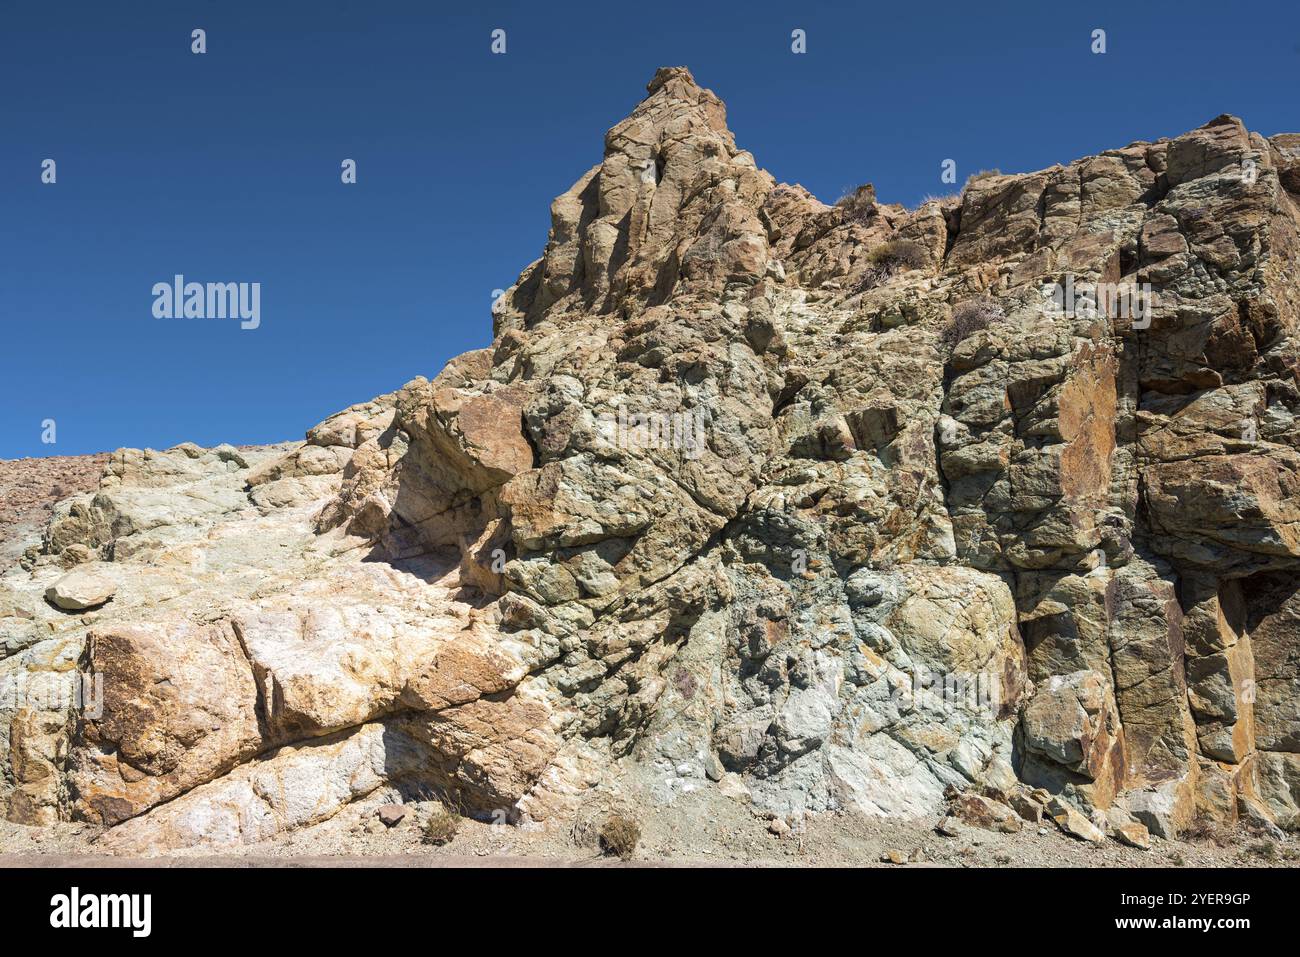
[2,0,1297,457]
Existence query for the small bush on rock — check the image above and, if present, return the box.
[941,296,1004,351]
[964,168,1002,188]
[835,184,877,224]
[866,239,929,273]
[918,192,961,209]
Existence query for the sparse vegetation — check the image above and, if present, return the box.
[1248,838,1278,860]
[598,814,641,860]
[865,239,929,273]
[917,192,961,209]
[421,805,460,846]
[835,184,877,224]
[940,295,1005,351]
[1182,813,1232,848]
[964,168,1002,189]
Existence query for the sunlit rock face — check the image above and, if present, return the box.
[4,69,1300,851]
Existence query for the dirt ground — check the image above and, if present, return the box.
[1,787,1296,868]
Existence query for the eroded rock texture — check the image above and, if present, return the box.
[3,68,1299,850]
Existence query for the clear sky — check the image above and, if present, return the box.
[2,0,1297,457]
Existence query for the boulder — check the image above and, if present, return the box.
[1047,797,1106,843]
[950,793,1022,833]
[44,567,116,610]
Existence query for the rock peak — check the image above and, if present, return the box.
[480,65,758,324]
[636,65,730,134]
[645,65,698,96]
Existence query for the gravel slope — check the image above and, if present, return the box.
[0,453,109,565]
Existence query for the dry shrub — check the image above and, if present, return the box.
[1182,812,1232,848]
[865,239,929,273]
[598,814,641,861]
[422,805,460,846]
[835,184,877,223]
[1249,839,1278,860]
[964,168,1002,189]
[941,296,1004,351]
[918,192,961,209]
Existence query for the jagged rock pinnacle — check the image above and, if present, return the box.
[646,65,698,95]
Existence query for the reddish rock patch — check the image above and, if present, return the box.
[0,453,109,563]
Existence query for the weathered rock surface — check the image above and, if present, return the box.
[3,68,1299,854]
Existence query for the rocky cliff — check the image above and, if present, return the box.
[4,67,1300,853]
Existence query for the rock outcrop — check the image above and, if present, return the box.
[3,68,1299,851]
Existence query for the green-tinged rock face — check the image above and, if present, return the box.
[4,68,1300,852]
